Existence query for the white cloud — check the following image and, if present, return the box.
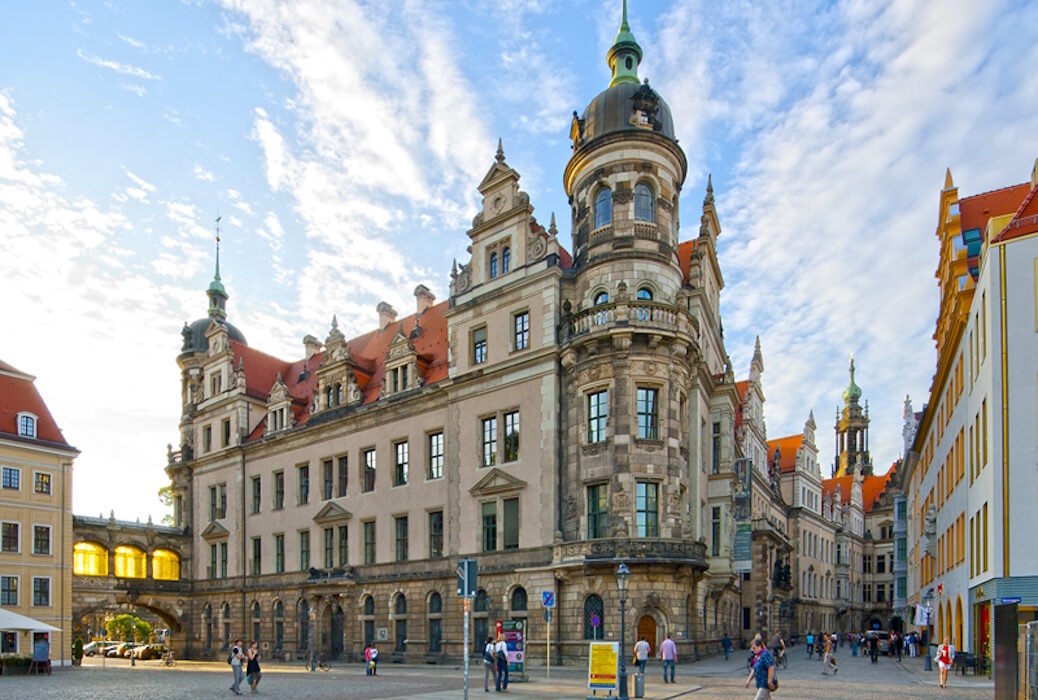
[117,33,147,49]
[192,163,215,181]
[120,83,147,97]
[77,49,161,80]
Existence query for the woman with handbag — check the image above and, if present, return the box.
[744,635,776,699]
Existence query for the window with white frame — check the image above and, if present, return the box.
[428,432,444,480]
[1,466,20,490]
[33,525,50,555]
[32,577,49,607]
[16,412,37,438]
[0,575,17,605]
[33,471,51,495]
[1,522,19,553]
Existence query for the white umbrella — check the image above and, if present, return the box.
[0,608,62,632]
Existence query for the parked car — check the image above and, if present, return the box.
[106,643,132,658]
[874,631,891,653]
[136,644,168,661]
[82,641,104,656]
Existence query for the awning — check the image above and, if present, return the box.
[0,608,62,633]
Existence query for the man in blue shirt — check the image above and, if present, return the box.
[744,635,775,699]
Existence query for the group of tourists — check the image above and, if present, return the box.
[227,639,262,695]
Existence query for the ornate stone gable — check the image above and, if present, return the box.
[312,501,351,525]
[200,521,229,541]
[469,468,527,497]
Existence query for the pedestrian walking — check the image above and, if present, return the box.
[634,637,650,675]
[483,636,495,692]
[935,637,955,689]
[722,633,732,661]
[869,633,878,664]
[850,632,858,657]
[893,632,903,662]
[364,642,379,676]
[806,632,814,657]
[658,633,677,684]
[744,635,776,700]
[246,641,261,693]
[822,634,838,675]
[228,638,245,696]
[494,634,509,691]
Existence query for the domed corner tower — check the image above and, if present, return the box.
[556,1,707,649]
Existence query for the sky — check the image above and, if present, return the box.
[1,0,1037,523]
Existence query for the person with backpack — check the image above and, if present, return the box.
[483,636,495,692]
[494,633,509,691]
[228,638,245,695]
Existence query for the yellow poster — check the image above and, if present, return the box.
[587,641,618,690]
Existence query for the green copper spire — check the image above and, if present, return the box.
[842,356,862,404]
[207,216,228,320]
[607,0,642,87]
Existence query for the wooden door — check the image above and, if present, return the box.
[637,616,657,655]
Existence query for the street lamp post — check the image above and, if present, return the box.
[616,562,631,700]
[130,603,136,668]
[309,606,317,672]
[922,591,934,672]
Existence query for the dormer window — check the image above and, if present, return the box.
[389,365,409,393]
[269,407,288,432]
[634,183,654,222]
[489,252,498,279]
[16,413,37,438]
[502,247,511,273]
[594,188,612,228]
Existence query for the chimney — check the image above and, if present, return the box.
[414,285,436,315]
[377,301,397,330]
[302,335,322,360]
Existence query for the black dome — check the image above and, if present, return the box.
[578,80,675,146]
[181,317,247,354]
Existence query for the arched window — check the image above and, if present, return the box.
[252,601,261,643]
[273,600,284,650]
[635,287,654,321]
[363,595,375,616]
[634,183,654,222]
[113,545,146,579]
[361,595,375,647]
[152,549,180,581]
[584,594,605,639]
[473,589,489,654]
[636,287,653,301]
[297,599,309,651]
[489,252,498,279]
[326,386,333,408]
[73,542,108,576]
[334,383,343,406]
[594,189,612,228]
[428,592,443,654]
[394,594,407,652]
[511,587,527,612]
[502,247,511,273]
[17,413,36,438]
[475,589,490,613]
[222,602,231,645]
[203,604,213,649]
[594,292,609,306]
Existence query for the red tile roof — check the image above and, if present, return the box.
[240,301,450,441]
[820,462,897,514]
[991,182,1038,244]
[734,380,749,431]
[0,361,75,448]
[677,239,700,285]
[959,182,1030,237]
[767,434,804,474]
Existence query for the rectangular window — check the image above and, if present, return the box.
[324,527,334,568]
[982,398,988,466]
[338,525,348,567]
[482,502,497,552]
[33,472,51,495]
[337,456,348,497]
[251,537,261,575]
[219,542,228,578]
[897,536,907,562]
[322,459,334,500]
[428,432,444,479]
[636,482,659,537]
[363,521,376,565]
[711,506,721,556]
[503,411,520,462]
[876,554,886,574]
[0,631,15,654]
[711,422,721,474]
[31,577,48,607]
[503,498,519,550]
[429,510,444,559]
[33,525,50,555]
[587,390,608,443]
[275,534,285,573]
[273,471,285,510]
[299,530,310,571]
[481,417,497,467]
[0,576,17,605]
[587,484,608,539]
[298,465,310,505]
[2,466,20,490]
[395,516,409,561]
[251,476,261,514]
[636,388,659,440]
[472,326,487,364]
[394,441,409,486]
[209,544,217,579]
[2,522,20,553]
[363,449,376,492]
[982,502,988,572]
[513,311,529,351]
[203,425,212,452]
[222,418,231,447]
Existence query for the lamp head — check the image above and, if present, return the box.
[615,561,631,598]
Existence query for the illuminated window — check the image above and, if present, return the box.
[73,542,108,576]
[114,545,146,579]
[152,549,181,581]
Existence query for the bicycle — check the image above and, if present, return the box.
[773,648,788,670]
[316,656,331,672]
[160,650,176,667]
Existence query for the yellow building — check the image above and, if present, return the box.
[0,360,78,664]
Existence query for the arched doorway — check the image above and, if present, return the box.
[637,615,657,655]
[954,597,963,650]
[330,604,345,660]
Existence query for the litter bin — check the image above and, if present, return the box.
[633,671,645,698]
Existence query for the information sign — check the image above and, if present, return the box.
[587,641,618,691]
[542,591,555,608]
[503,620,525,675]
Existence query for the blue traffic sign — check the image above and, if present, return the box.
[1000,596,1021,604]
[542,591,555,608]
[591,615,600,628]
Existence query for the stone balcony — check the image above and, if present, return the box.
[563,299,699,346]
[552,537,708,570]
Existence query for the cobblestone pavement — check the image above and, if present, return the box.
[0,648,994,699]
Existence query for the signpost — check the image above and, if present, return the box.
[588,641,619,692]
[542,591,555,679]
[503,620,524,677]
[457,559,478,700]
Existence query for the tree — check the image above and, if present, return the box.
[105,614,152,642]
[157,484,175,526]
